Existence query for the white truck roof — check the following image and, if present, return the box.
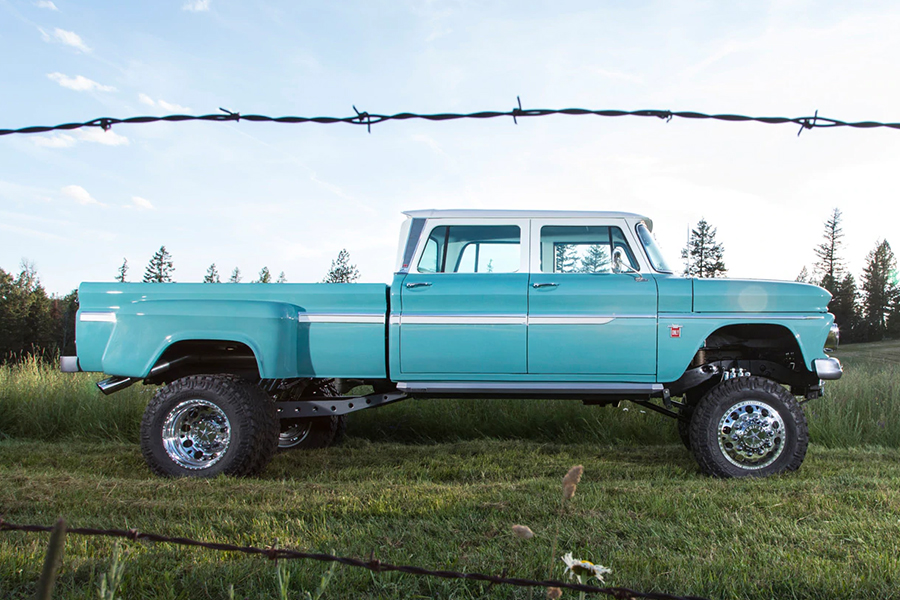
[403,209,652,230]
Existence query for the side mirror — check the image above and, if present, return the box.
[613,248,645,280]
[612,248,632,273]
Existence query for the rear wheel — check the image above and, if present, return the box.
[141,375,278,477]
[689,376,807,478]
[278,380,347,450]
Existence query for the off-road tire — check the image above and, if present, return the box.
[689,376,808,478]
[141,375,279,477]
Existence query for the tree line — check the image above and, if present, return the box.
[0,249,359,362]
[682,209,898,342]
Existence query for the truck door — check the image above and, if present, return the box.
[399,220,529,375]
[527,221,658,375]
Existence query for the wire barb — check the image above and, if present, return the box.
[352,105,371,133]
[797,109,819,137]
[219,107,241,122]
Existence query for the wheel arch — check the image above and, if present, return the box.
[143,339,263,385]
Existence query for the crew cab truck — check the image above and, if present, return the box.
[61,210,842,479]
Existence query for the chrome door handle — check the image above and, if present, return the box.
[532,282,559,288]
[405,282,432,288]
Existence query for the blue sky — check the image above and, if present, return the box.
[2,0,899,293]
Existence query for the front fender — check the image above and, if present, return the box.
[657,314,834,382]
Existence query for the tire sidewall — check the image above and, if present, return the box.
[690,377,807,478]
[142,376,263,477]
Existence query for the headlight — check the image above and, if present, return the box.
[825,323,840,352]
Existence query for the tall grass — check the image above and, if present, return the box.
[1,342,897,447]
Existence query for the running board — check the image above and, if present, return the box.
[396,381,664,399]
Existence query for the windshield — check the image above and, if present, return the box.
[636,222,673,273]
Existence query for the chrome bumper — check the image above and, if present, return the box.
[814,357,843,380]
[60,356,81,373]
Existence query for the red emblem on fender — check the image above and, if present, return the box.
[670,325,682,338]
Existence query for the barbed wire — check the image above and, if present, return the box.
[0,518,709,600]
[1,100,899,138]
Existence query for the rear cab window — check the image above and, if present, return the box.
[417,225,522,273]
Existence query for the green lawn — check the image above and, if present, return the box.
[0,341,898,598]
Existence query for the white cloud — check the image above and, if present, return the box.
[138,93,191,113]
[131,196,154,210]
[75,128,130,146]
[47,72,115,92]
[39,27,90,52]
[31,134,76,148]
[61,185,104,207]
[34,1,58,10]
[182,0,210,12]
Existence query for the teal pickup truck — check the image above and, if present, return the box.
[62,210,841,479]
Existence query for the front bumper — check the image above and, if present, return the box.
[814,357,842,380]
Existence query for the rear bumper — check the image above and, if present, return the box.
[814,357,842,380]
[60,356,81,373]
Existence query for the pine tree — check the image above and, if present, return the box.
[795,266,810,283]
[554,244,578,273]
[276,271,287,283]
[831,273,860,342]
[203,263,220,283]
[228,267,242,283]
[323,249,360,283]
[255,267,272,283]
[814,208,845,294]
[861,240,897,340]
[681,218,727,278]
[579,244,610,273]
[115,258,128,283]
[143,246,174,283]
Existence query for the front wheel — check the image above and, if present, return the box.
[141,375,279,477]
[689,376,808,478]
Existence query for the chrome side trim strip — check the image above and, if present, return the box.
[528,316,614,325]
[675,314,825,320]
[396,314,655,325]
[297,314,385,324]
[79,312,117,323]
[400,315,527,325]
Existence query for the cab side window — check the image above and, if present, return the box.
[417,225,521,273]
[539,226,638,273]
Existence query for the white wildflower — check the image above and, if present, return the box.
[561,552,611,583]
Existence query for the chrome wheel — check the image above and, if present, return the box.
[717,400,785,470]
[279,420,312,449]
[161,399,232,469]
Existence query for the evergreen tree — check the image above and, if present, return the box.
[203,263,220,283]
[228,267,242,283]
[276,271,287,283]
[554,243,578,273]
[814,208,845,294]
[115,258,128,283]
[0,262,56,360]
[795,266,811,283]
[831,274,860,342]
[861,240,897,340]
[323,249,360,283]
[143,246,175,283]
[579,244,610,273]
[255,267,272,283]
[681,218,727,278]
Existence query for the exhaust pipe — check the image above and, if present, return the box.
[96,356,194,395]
[97,376,137,395]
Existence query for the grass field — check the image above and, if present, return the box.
[1,341,899,598]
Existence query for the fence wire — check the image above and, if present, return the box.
[1,518,710,600]
[1,101,899,138]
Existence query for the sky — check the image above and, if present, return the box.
[1,0,899,294]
